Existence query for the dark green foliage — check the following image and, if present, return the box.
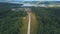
[0,2,23,9]
[0,8,27,34]
[31,7,60,34]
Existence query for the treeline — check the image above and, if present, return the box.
[31,7,60,34]
[0,8,27,34]
[0,2,23,9]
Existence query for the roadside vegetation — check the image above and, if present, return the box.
[0,8,27,34]
[31,7,60,34]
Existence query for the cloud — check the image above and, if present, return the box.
[37,0,60,1]
[23,0,60,1]
[0,0,60,2]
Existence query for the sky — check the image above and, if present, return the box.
[0,0,60,3]
[23,0,60,1]
[0,0,60,2]
[10,0,60,1]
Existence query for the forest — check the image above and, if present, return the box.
[31,7,60,34]
[0,3,60,34]
[0,5,27,34]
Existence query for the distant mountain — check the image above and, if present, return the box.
[23,1,60,4]
[39,1,60,4]
[0,1,60,9]
[0,2,23,9]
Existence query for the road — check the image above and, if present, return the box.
[27,13,31,34]
[25,8,31,34]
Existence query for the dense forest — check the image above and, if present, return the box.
[31,7,60,34]
[0,3,27,34]
[0,2,60,34]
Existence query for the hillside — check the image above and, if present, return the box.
[39,1,60,4]
[0,2,23,9]
[23,1,60,5]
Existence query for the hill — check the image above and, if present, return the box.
[0,2,23,9]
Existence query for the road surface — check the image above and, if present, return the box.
[25,8,31,34]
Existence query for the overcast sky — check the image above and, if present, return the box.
[0,0,60,3]
[24,0,60,1]
[0,0,60,2]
